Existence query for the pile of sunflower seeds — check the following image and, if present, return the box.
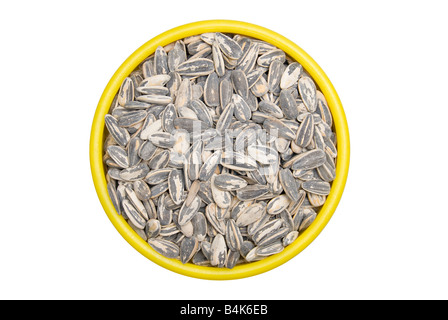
[104,32,336,268]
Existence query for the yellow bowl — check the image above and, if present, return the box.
[90,20,350,280]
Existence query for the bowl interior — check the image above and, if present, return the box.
[90,20,350,280]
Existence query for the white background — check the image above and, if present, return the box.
[1,0,447,300]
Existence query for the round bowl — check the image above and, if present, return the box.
[90,19,350,280]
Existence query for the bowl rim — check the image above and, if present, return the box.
[90,19,350,280]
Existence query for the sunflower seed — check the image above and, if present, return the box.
[136,85,170,96]
[261,117,294,140]
[247,145,278,165]
[210,234,227,267]
[282,231,298,246]
[239,241,255,259]
[188,140,202,181]
[236,185,270,201]
[325,138,338,158]
[315,90,332,127]
[302,180,331,196]
[225,250,240,269]
[175,78,192,109]
[267,194,291,215]
[160,104,176,133]
[291,149,326,171]
[313,128,326,152]
[257,49,286,67]
[246,206,270,234]
[200,33,215,44]
[316,160,336,182]
[154,46,169,75]
[147,150,170,170]
[199,74,218,108]
[236,202,267,227]
[118,110,148,127]
[191,212,207,241]
[173,117,210,132]
[144,168,172,185]
[105,115,130,147]
[182,179,199,205]
[123,101,149,111]
[118,77,134,106]
[126,220,146,241]
[224,219,243,252]
[258,100,283,119]
[230,200,253,221]
[172,130,190,155]
[294,113,314,148]
[164,195,183,211]
[251,218,282,244]
[168,169,184,205]
[178,195,201,226]
[244,247,262,262]
[257,241,284,257]
[122,199,146,229]
[144,219,161,238]
[279,90,299,119]
[307,193,326,207]
[107,145,129,168]
[211,175,231,209]
[213,174,248,191]
[140,74,171,87]
[216,103,234,134]
[180,237,199,264]
[205,203,225,235]
[150,181,169,198]
[257,226,290,247]
[187,40,210,55]
[210,42,225,77]
[142,60,154,78]
[156,194,172,226]
[176,58,214,76]
[140,118,162,140]
[298,76,317,112]
[246,92,258,112]
[192,250,209,266]
[250,76,269,97]
[197,181,214,205]
[215,32,243,60]
[189,99,213,127]
[107,182,121,214]
[232,94,251,122]
[298,208,317,232]
[168,47,186,73]
[198,150,222,181]
[247,67,267,88]
[279,209,294,231]
[236,42,259,74]
[279,168,300,202]
[231,70,248,99]
[200,241,212,260]
[190,46,212,60]
[133,180,152,201]
[221,151,257,172]
[148,238,179,259]
[147,132,175,148]
[268,60,284,93]
[136,93,172,105]
[219,78,233,108]
[234,127,257,151]
[126,137,142,167]
[280,62,302,89]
